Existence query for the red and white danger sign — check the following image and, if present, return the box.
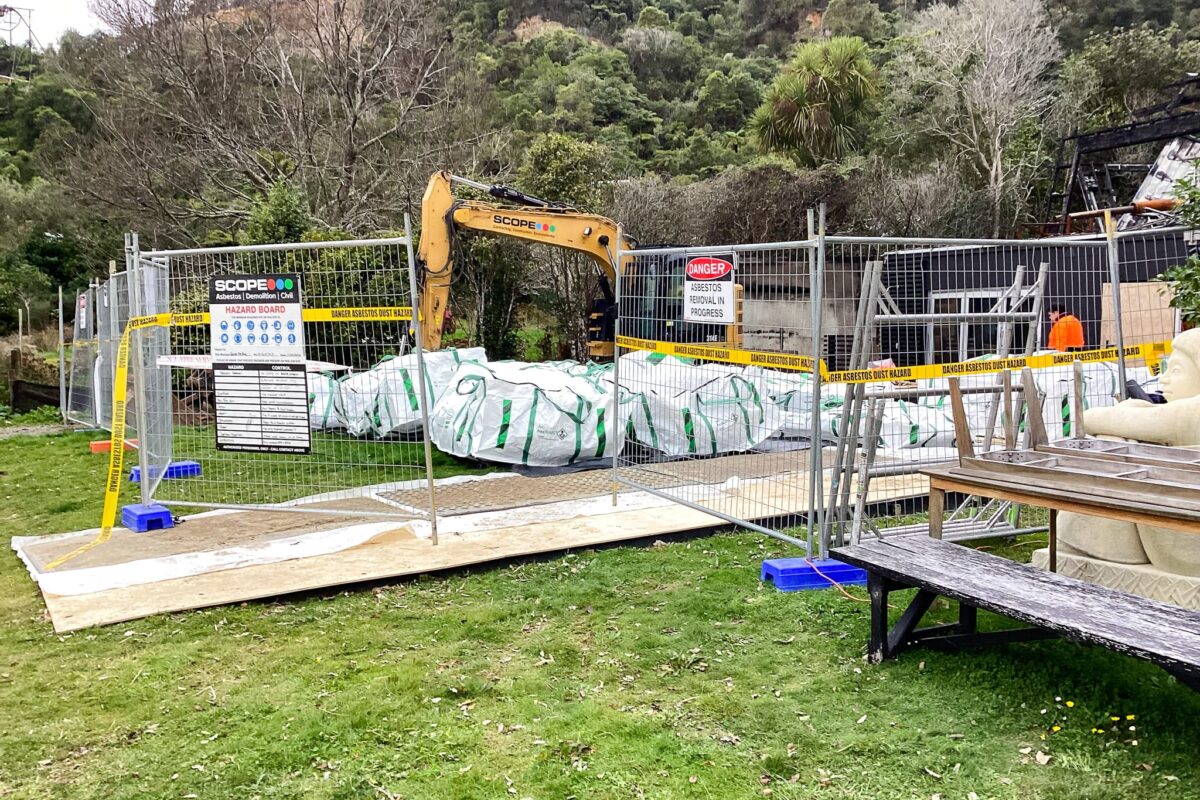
[683,256,735,324]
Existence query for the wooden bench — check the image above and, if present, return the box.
[831,536,1200,691]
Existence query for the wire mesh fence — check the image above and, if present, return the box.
[127,230,439,525]
[66,270,139,443]
[65,283,99,428]
[62,218,1189,550]
[613,219,1190,557]
[613,238,821,549]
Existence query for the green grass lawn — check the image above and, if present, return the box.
[1,430,1199,799]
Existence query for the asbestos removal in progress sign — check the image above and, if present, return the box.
[683,255,735,324]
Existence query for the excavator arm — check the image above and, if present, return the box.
[417,171,629,358]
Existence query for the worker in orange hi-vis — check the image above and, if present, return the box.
[1047,305,1085,352]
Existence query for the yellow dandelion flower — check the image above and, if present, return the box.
[1110,716,1120,722]
[1051,725,1061,732]
[1126,714,1136,720]
[1065,701,1074,708]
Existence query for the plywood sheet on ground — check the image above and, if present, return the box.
[20,498,405,571]
[27,468,928,632]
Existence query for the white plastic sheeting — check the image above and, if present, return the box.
[430,360,618,466]
[320,348,487,436]
[306,345,1148,462]
[619,351,784,457]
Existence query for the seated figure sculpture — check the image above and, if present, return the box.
[1060,328,1200,578]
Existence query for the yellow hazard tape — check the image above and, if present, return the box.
[615,336,818,372]
[303,306,414,322]
[46,326,132,570]
[130,307,415,329]
[616,335,1173,384]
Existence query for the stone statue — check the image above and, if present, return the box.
[1053,329,1200,587]
[1083,327,1200,447]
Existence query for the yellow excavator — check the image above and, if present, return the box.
[417,171,742,360]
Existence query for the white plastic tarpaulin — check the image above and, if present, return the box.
[307,372,344,431]
[948,356,1123,440]
[431,360,618,466]
[327,348,486,437]
[619,351,784,456]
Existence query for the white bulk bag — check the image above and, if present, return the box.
[744,366,815,438]
[373,347,487,436]
[431,360,618,466]
[337,347,487,437]
[875,399,956,449]
[618,352,783,456]
[307,372,344,430]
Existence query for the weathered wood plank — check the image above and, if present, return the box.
[844,537,1200,637]
[841,542,1200,654]
[923,469,1200,535]
[833,537,1200,675]
[948,378,974,460]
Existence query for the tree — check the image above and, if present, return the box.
[636,6,671,28]
[517,134,612,361]
[0,258,51,329]
[849,158,994,237]
[456,237,526,360]
[695,68,761,131]
[885,0,1061,237]
[1057,25,1200,132]
[1156,164,1200,326]
[55,0,455,243]
[240,182,313,246]
[1045,0,1200,50]
[749,37,880,168]
[608,164,854,246]
[822,0,891,42]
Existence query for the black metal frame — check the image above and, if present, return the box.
[866,573,1058,663]
[1042,77,1200,229]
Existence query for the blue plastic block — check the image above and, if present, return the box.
[761,557,868,592]
[129,460,202,483]
[121,503,175,533]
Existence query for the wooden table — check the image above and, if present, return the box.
[921,466,1200,572]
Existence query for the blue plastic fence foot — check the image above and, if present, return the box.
[121,503,175,533]
[129,460,202,483]
[761,557,868,592]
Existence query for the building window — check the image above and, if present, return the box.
[925,290,1030,363]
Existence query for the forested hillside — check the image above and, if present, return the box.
[1,0,1199,356]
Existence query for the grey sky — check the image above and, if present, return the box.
[6,1,105,50]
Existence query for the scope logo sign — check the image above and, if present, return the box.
[683,255,735,324]
[213,277,295,292]
[494,214,557,235]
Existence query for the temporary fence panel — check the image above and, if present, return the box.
[129,245,169,502]
[128,230,439,523]
[92,270,136,436]
[613,238,821,550]
[614,220,1188,556]
[820,233,1112,551]
[65,283,98,428]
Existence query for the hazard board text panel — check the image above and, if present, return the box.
[214,363,310,453]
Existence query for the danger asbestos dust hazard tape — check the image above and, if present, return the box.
[129,306,414,330]
[615,335,1173,384]
[52,304,415,571]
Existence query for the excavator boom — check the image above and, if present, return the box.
[417,171,627,358]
